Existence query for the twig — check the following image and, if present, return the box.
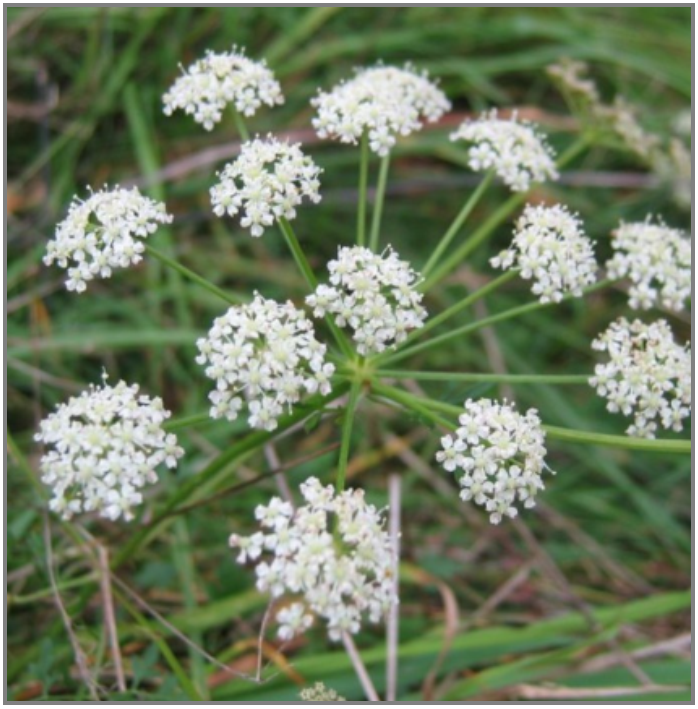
[540,503,654,595]
[623,633,692,661]
[97,545,126,693]
[342,633,381,702]
[42,514,101,700]
[580,633,692,674]
[412,567,459,702]
[386,474,402,702]
[464,563,533,630]
[515,683,687,700]
[7,280,63,313]
[111,574,258,683]
[255,603,274,682]
[514,518,654,686]
[264,443,295,508]
[8,358,84,392]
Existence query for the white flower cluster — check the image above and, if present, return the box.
[606,219,691,312]
[196,295,334,431]
[210,136,322,237]
[312,65,451,156]
[307,246,427,356]
[590,318,691,438]
[299,683,346,702]
[230,477,396,642]
[436,399,553,525]
[450,111,559,192]
[163,47,283,130]
[491,204,597,303]
[45,186,172,293]
[35,379,183,522]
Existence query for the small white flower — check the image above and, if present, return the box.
[230,477,397,642]
[435,435,465,473]
[44,186,172,293]
[307,246,427,356]
[163,47,283,130]
[312,64,451,156]
[299,683,346,702]
[450,110,558,191]
[436,399,554,524]
[197,295,334,431]
[606,218,690,312]
[210,136,322,237]
[35,378,184,522]
[491,203,597,303]
[276,602,314,641]
[590,318,691,438]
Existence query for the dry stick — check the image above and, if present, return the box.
[540,504,654,595]
[42,514,101,701]
[264,443,295,508]
[374,449,461,702]
[255,603,275,682]
[97,545,126,693]
[464,563,534,632]
[111,574,259,683]
[418,570,460,703]
[342,632,381,702]
[7,280,63,314]
[581,633,692,675]
[386,474,402,703]
[516,684,687,700]
[625,633,692,661]
[514,519,654,687]
[8,358,84,392]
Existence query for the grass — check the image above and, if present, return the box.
[7,7,691,702]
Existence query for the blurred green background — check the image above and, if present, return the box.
[7,7,691,702]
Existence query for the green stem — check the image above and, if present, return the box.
[392,390,690,455]
[145,244,242,306]
[232,107,251,142]
[113,386,350,568]
[381,279,614,366]
[422,192,525,291]
[369,153,391,253]
[278,217,354,358]
[379,270,516,364]
[10,573,98,606]
[357,132,370,248]
[278,216,317,290]
[336,380,364,495]
[377,371,591,385]
[556,132,595,169]
[422,170,495,278]
[422,133,594,292]
[164,412,213,432]
[372,382,453,429]
[544,426,690,455]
